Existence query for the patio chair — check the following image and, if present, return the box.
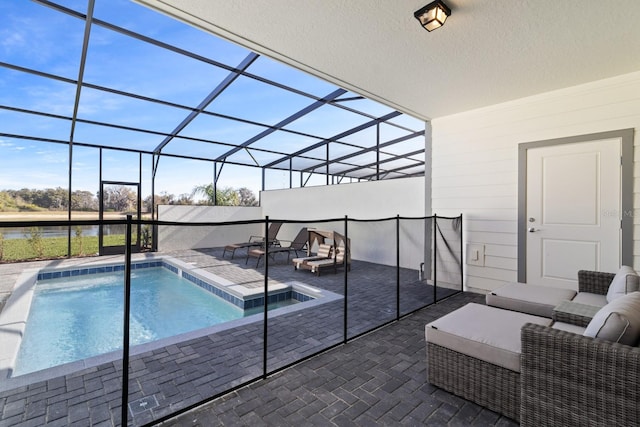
[223,222,283,259]
[305,232,351,275]
[292,243,333,270]
[426,290,640,424]
[246,227,308,267]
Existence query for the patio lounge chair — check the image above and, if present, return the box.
[305,232,351,275]
[486,265,640,320]
[292,243,333,270]
[246,227,308,267]
[223,222,283,259]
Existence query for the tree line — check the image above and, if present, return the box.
[0,185,258,213]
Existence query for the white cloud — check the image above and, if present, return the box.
[0,31,25,51]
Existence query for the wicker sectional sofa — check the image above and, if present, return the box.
[425,270,640,425]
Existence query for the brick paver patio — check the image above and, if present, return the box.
[0,249,515,426]
[159,291,518,427]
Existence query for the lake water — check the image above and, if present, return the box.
[0,225,127,240]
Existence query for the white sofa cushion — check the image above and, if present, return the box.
[486,282,576,318]
[425,303,552,372]
[584,291,640,345]
[606,265,639,302]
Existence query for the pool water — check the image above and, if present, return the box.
[14,267,292,376]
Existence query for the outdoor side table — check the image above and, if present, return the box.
[552,300,601,327]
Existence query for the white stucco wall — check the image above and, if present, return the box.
[261,177,425,219]
[157,205,262,250]
[157,178,430,269]
[261,177,427,269]
[430,71,640,293]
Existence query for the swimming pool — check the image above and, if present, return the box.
[16,268,269,376]
[3,257,335,379]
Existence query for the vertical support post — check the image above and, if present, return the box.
[262,167,266,192]
[343,215,348,344]
[67,144,73,258]
[326,144,330,185]
[121,215,132,426]
[459,214,464,292]
[433,214,438,303]
[376,123,380,180]
[151,154,155,223]
[137,153,142,251]
[151,154,157,252]
[262,216,269,379]
[98,149,103,255]
[289,158,293,189]
[396,215,400,320]
[213,162,218,206]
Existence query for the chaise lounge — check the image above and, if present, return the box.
[485,265,639,318]
[292,230,351,275]
[425,268,640,424]
[246,227,308,267]
[292,243,333,270]
[222,222,283,259]
[305,232,351,276]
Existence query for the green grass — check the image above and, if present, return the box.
[0,234,127,262]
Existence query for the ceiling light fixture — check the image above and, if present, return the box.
[414,1,451,32]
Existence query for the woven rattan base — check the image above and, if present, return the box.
[426,342,520,422]
[521,323,640,427]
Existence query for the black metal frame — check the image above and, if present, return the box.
[1,1,426,238]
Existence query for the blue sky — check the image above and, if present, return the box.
[0,0,423,200]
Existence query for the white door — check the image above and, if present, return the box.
[526,139,621,289]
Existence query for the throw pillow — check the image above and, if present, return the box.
[584,291,640,346]
[606,265,639,302]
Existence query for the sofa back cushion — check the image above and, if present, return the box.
[606,265,639,303]
[584,291,640,346]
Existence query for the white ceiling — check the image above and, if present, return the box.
[137,0,640,121]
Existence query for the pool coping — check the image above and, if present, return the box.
[0,255,342,390]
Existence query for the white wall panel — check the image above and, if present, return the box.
[485,256,518,271]
[261,177,427,268]
[466,265,517,282]
[466,219,517,233]
[157,178,430,270]
[430,172,517,188]
[157,205,262,250]
[432,71,640,292]
[484,244,517,258]
[466,231,517,246]
[261,177,425,220]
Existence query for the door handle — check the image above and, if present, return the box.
[528,227,537,233]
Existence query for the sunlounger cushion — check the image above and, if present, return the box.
[425,303,552,372]
[292,243,332,269]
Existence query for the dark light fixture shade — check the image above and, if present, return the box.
[414,1,451,32]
